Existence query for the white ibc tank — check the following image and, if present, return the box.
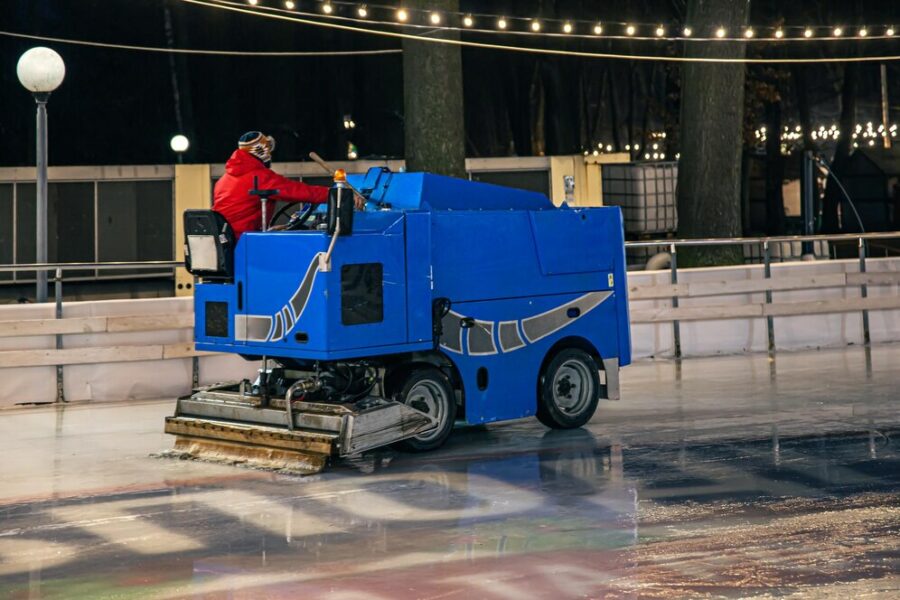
[602,162,678,235]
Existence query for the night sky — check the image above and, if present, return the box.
[2,0,898,167]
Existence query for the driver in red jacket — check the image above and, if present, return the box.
[213,131,334,239]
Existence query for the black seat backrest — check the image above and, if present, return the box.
[183,210,235,281]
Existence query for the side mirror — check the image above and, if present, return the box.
[326,186,355,236]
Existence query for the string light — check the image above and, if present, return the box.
[755,122,897,153]
[197,0,900,53]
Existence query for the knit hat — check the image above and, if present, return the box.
[238,131,276,166]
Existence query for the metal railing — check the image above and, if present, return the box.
[626,231,900,357]
[0,261,186,403]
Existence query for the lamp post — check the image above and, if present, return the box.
[17,47,65,303]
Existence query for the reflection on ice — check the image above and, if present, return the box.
[1,344,898,597]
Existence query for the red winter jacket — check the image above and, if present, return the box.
[213,150,329,239]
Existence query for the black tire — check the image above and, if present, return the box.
[394,368,457,452]
[536,348,601,429]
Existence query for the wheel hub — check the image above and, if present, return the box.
[551,359,595,414]
[556,376,576,399]
[405,380,447,442]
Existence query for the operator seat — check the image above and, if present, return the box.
[183,209,235,281]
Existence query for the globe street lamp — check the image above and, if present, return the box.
[170,134,190,163]
[17,47,65,303]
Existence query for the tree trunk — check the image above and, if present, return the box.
[676,0,750,266]
[530,63,546,156]
[823,63,858,233]
[402,0,466,177]
[764,99,786,235]
[608,69,621,152]
[793,66,816,152]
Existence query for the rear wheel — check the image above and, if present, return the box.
[537,348,601,429]
[395,368,457,452]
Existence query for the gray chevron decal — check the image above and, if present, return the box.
[234,252,324,343]
[439,291,613,356]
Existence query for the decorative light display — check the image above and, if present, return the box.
[238,0,900,43]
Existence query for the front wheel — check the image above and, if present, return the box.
[537,348,601,429]
[395,368,457,452]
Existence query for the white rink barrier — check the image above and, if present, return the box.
[0,256,898,406]
[0,298,256,407]
[629,257,900,359]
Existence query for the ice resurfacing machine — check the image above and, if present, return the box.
[168,167,631,473]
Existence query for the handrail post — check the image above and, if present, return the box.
[54,267,66,403]
[670,242,681,359]
[858,237,870,345]
[763,241,775,354]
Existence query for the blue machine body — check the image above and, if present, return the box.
[194,168,631,425]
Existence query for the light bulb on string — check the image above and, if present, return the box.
[247,0,258,5]
[259,8,899,44]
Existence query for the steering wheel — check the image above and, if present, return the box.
[268,201,318,231]
[269,201,302,229]
[285,203,318,230]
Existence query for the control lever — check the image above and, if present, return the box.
[249,175,280,231]
[309,152,373,210]
[308,152,365,197]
